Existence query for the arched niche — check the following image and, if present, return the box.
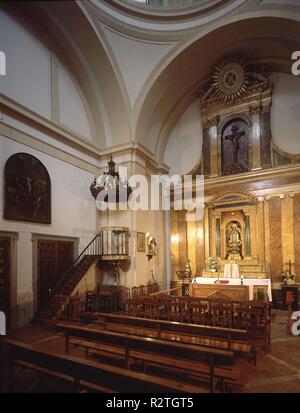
[220,117,250,175]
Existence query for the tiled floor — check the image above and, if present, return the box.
[243,310,300,392]
[0,309,299,393]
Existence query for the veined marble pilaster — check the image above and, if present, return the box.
[208,117,219,177]
[293,194,300,277]
[250,105,262,170]
[263,200,271,276]
[269,198,283,282]
[281,196,295,272]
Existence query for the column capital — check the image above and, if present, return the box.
[249,104,262,116]
[207,115,219,128]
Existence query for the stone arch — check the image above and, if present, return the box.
[133,15,300,166]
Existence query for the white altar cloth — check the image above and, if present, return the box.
[193,277,272,301]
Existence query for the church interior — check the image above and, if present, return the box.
[0,0,300,395]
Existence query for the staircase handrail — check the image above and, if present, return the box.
[49,233,102,298]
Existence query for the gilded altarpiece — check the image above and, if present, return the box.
[204,192,266,277]
[171,57,300,305]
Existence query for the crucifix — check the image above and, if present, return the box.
[224,124,245,164]
[284,260,295,275]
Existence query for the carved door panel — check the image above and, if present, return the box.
[0,237,10,329]
[37,240,74,308]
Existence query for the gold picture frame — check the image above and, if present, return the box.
[137,232,146,252]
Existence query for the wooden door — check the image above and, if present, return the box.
[0,237,11,329]
[37,240,74,308]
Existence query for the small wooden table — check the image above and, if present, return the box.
[281,284,299,311]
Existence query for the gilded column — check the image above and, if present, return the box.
[215,214,221,258]
[195,220,205,275]
[244,213,251,257]
[187,220,196,275]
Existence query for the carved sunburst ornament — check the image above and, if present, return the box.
[212,57,249,102]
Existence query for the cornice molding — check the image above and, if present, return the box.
[100,140,169,173]
[0,122,99,174]
[99,0,243,23]
[0,117,167,175]
[0,93,102,158]
[203,164,300,190]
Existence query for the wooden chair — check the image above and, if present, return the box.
[168,298,185,322]
[209,301,234,328]
[138,285,147,296]
[98,287,113,312]
[85,290,97,312]
[119,286,131,311]
[131,286,139,298]
[67,295,82,321]
[188,299,209,325]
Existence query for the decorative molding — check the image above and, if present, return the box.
[0,119,167,176]
[202,163,300,188]
[0,122,99,174]
[0,93,102,157]
[272,142,300,166]
[265,194,285,201]
[199,57,271,115]
[249,104,262,117]
[207,115,219,128]
[209,190,257,207]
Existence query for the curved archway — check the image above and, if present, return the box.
[134,15,300,166]
[3,1,131,149]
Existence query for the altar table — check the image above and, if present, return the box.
[193,277,272,301]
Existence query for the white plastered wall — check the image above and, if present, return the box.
[164,101,203,175]
[0,8,92,141]
[0,135,97,326]
[270,72,300,155]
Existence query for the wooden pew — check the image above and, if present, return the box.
[93,312,248,341]
[92,312,255,363]
[54,322,239,392]
[92,313,254,363]
[123,296,271,352]
[3,338,207,393]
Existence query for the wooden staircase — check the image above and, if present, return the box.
[33,234,102,324]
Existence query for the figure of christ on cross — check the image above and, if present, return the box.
[224,124,245,165]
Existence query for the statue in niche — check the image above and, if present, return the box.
[222,120,249,175]
[226,222,243,260]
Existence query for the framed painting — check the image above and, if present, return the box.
[137,232,146,252]
[4,153,51,224]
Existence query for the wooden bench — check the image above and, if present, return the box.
[3,338,207,393]
[92,312,255,362]
[123,296,271,352]
[70,338,126,363]
[128,349,241,392]
[14,359,117,393]
[55,322,237,392]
